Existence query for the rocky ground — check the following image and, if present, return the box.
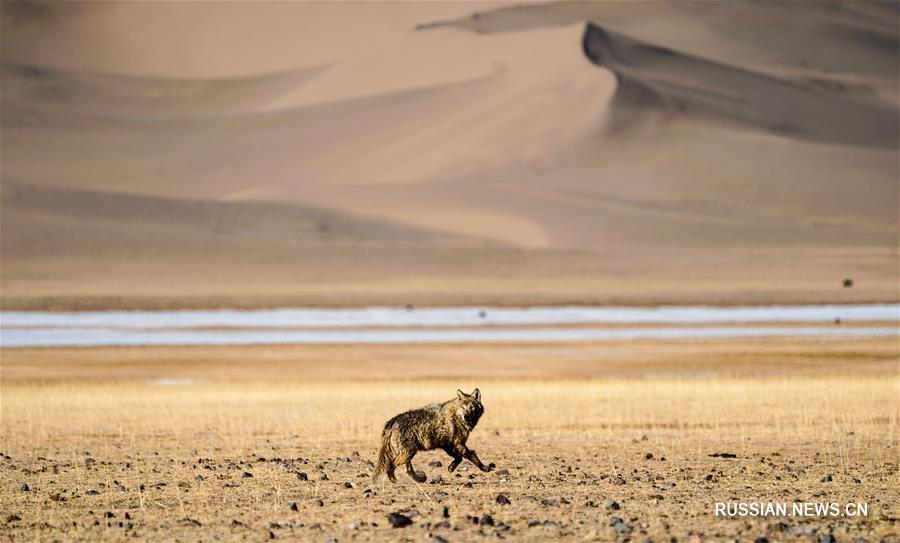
[1,342,898,542]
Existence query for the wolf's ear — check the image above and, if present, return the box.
[472,388,481,402]
[457,389,466,400]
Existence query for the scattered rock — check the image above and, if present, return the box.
[821,475,833,482]
[297,472,308,481]
[104,512,115,518]
[387,512,412,528]
[754,538,769,543]
[19,484,29,492]
[610,516,632,533]
[313,500,324,507]
[182,517,202,527]
[612,475,627,485]
[495,468,511,476]
[85,489,99,495]
[541,497,559,506]
[710,453,737,458]
[645,453,653,460]
[606,501,620,510]
[442,506,450,518]
[285,501,298,511]
[818,536,836,543]
[480,514,494,526]
[429,476,443,484]
[241,472,253,478]
[843,278,853,288]
[429,461,443,468]
[427,534,449,543]
[527,520,542,528]
[496,494,511,505]
[343,482,353,489]
[6,515,21,523]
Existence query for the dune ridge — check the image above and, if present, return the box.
[1,1,897,309]
[580,23,898,148]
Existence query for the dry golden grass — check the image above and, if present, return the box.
[1,340,898,541]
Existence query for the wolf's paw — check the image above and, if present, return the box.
[413,471,427,483]
[482,463,495,473]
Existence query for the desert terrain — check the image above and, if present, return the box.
[1,338,898,542]
[1,1,899,542]
[1,1,898,309]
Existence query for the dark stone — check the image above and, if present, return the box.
[709,453,737,458]
[821,475,833,482]
[242,471,253,478]
[645,453,653,459]
[182,517,202,527]
[429,461,443,468]
[496,494,511,505]
[104,512,115,518]
[85,489,99,495]
[297,472,308,481]
[6,515,21,523]
[387,512,413,528]
[442,506,450,518]
[285,501,299,511]
[610,517,632,533]
[343,482,353,489]
[314,500,324,507]
[480,514,494,526]
[20,484,29,491]
[607,501,620,510]
[818,536,836,543]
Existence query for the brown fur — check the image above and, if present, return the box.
[373,388,494,483]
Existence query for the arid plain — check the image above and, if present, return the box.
[2,338,898,542]
[2,1,899,542]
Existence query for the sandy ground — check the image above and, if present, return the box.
[2,338,898,542]
[2,1,898,309]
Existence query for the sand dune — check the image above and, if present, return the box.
[1,1,897,308]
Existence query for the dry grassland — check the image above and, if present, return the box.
[1,339,898,542]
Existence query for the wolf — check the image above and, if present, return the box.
[373,388,495,483]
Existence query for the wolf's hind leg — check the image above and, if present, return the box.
[386,461,397,483]
[396,451,427,483]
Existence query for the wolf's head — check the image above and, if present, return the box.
[455,388,484,429]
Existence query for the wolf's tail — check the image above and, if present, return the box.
[372,432,393,482]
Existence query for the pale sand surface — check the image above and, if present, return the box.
[2,1,897,310]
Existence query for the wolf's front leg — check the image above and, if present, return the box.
[462,447,495,473]
[442,445,463,472]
